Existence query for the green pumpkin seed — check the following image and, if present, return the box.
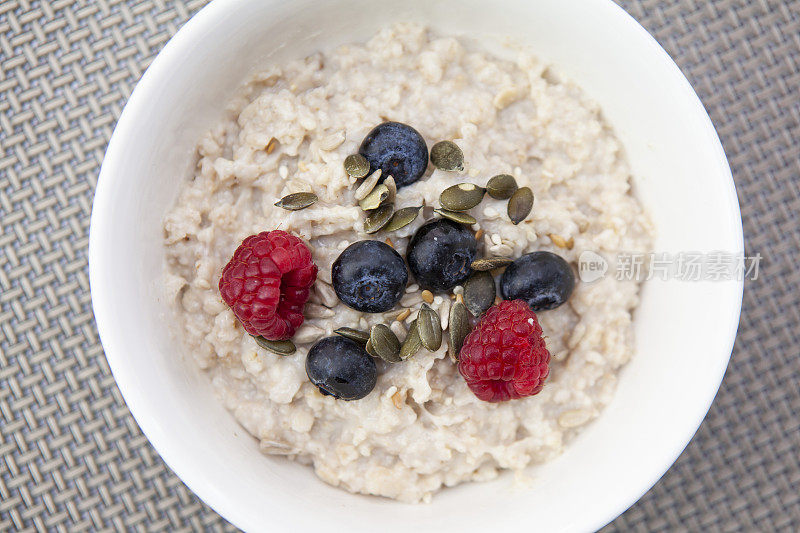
[364,203,394,234]
[417,304,442,351]
[344,154,370,179]
[334,327,369,344]
[253,335,296,355]
[434,208,477,225]
[399,320,422,360]
[463,271,496,317]
[369,324,402,363]
[439,183,485,211]
[430,141,464,171]
[448,302,471,362]
[486,174,518,200]
[385,206,421,232]
[359,183,389,210]
[274,192,318,211]
[354,169,382,200]
[470,256,513,271]
[365,338,377,357]
[508,186,534,224]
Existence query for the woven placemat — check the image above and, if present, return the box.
[1,0,798,530]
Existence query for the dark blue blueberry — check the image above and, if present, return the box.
[332,240,408,313]
[406,219,477,292]
[306,336,377,400]
[358,122,428,187]
[500,251,575,311]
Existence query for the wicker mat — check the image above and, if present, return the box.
[1,0,798,530]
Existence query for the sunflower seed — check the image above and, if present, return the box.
[354,168,382,200]
[334,327,369,344]
[369,324,402,363]
[293,325,324,344]
[508,186,534,224]
[463,271,496,317]
[430,140,464,171]
[421,290,434,304]
[470,256,513,271]
[448,301,471,362]
[253,336,296,355]
[384,175,397,204]
[344,154,370,179]
[399,320,423,360]
[417,304,442,351]
[434,208,477,225]
[359,183,389,210]
[439,183,485,211]
[364,203,394,234]
[275,192,318,211]
[486,174,518,199]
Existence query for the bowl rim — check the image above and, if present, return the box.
[89,0,744,530]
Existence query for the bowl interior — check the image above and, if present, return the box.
[90,0,743,531]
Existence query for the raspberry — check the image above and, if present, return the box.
[219,230,317,340]
[457,299,550,403]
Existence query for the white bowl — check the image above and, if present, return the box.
[89,0,743,531]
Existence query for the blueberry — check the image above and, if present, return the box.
[500,251,575,311]
[306,336,377,400]
[332,240,408,313]
[358,122,428,187]
[407,219,477,292]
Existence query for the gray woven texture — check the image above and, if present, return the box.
[0,0,797,530]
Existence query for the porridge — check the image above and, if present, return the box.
[163,24,652,503]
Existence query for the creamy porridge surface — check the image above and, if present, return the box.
[163,24,652,503]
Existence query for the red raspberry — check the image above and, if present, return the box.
[458,299,550,403]
[219,230,317,340]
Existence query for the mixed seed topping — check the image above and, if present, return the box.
[247,123,577,403]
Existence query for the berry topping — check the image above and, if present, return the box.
[332,240,408,313]
[358,122,428,188]
[458,300,550,402]
[407,219,477,292]
[500,251,575,311]
[306,336,377,400]
[219,230,317,340]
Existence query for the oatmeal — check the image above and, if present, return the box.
[163,24,652,503]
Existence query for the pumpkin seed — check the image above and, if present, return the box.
[399,320,423,360]
[417,304,442,351]
[334,327,369,344]
[434,208,477,225]
[359,183,389,210]
[463,271,496,317]
[365,338,377,357]
[430,140,464,171]
[508,186,534,224]
[354,169,382,200]
[364,203,394,234]
[385,206,421,232]
[344,154,370,179]
[470,256,513,271]
[439,183,485,211]
[369,324,402,363]
[274,192,318,211]
[486,174,518,199]
[448,301,471,362]
[253,335,296,355]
